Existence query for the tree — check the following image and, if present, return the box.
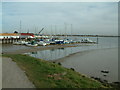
[14,31,18,33]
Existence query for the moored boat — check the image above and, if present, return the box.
[37,41,47,46]
[81,38,96,43]
[25,41,38,47]
[26,43,38,47]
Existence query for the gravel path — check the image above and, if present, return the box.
[2,57,35,88]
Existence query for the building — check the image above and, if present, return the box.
[0,33,35,39]
[20,33,34,38]
[0,33,20,39]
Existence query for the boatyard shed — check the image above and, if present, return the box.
[0,33,20,39]
[20,33,34,38]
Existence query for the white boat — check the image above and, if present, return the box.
[37,41,47,46]
[13,41,21,45]
[13,41,28,45]
[64,39,70,44]
[81,38,96,43]
[21,41,28,45]
[26,43,38,47]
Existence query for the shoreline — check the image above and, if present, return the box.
[3,54,106,88]
[51,47,118,63]
[52,48,118,84]
[2,43,119,88]
[2,43,96,54]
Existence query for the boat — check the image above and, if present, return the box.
[54,39,64,44]
[26,41,38,47]
[46,38,56,45]
[81,38,96,43]
[13,41,28,45]
[37,41,47,46]
[26,43,38,47]
[63,39,70,44]
[13,41,21,45]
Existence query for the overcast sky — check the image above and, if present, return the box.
[2,2,118,35]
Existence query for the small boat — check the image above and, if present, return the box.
[13,41,21,45]
[54,39,64,44]
[49,41,56,45]
[26,43,38,47]
[37,41,47,46]
[26,41,38,47]
[81,38,96,43]
[64,39,70,44]
[13,41,28,45]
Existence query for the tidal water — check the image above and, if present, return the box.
[26,37,118,61]
[26,37,119,83]
[2,37,119,83]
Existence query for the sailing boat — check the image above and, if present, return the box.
[26,40,38,47]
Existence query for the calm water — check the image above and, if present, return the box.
[26,37,118,61]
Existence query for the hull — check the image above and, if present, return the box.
[26,44,38,47]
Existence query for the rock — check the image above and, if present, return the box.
[58,62,62,66]
[101,70,109,73]
[70,68,75,71]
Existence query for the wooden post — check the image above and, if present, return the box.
[97,35,99,44]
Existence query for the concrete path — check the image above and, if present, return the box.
[2,57,35,88]
[0,56,2,89]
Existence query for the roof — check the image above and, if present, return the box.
[21,33,34,37]
[0,33,20,36]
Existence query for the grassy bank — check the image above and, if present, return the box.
[3,54,106,88]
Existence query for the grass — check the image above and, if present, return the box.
[3,54,107,88]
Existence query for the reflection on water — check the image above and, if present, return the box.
[2,44,31,53]
[27,37,118,61]
[26,37,118,83]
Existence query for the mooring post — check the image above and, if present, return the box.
[97,35,99,44]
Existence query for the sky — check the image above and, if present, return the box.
[1,2,118,35]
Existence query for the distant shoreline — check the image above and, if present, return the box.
[54,35,119,37]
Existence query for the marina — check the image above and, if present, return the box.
[1,2,119,88]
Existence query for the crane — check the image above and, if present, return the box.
[39,28,44,34]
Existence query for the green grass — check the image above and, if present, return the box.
[3,54,106,88]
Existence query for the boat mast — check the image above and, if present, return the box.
[71,24,72,37]
[55,25,57,38]
[64,23,67,38]
[51,25,53,38]
[20,20,22,33]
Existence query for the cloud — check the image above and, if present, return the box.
[2,2,118,35]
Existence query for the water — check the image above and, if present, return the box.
[2,37,119,83]
[2,44,31,53]
[25,37,118,83]
[26,37,118,61]
[60,48,118,83]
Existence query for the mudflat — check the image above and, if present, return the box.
[56,48,118,82]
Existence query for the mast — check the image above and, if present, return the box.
[55,25,57,38]
[71,24,72,36]
[35,27,36,34]
[97,35,99,44]
[20,20,22,33]
[51,25,53,38]
[64,23,67,38]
